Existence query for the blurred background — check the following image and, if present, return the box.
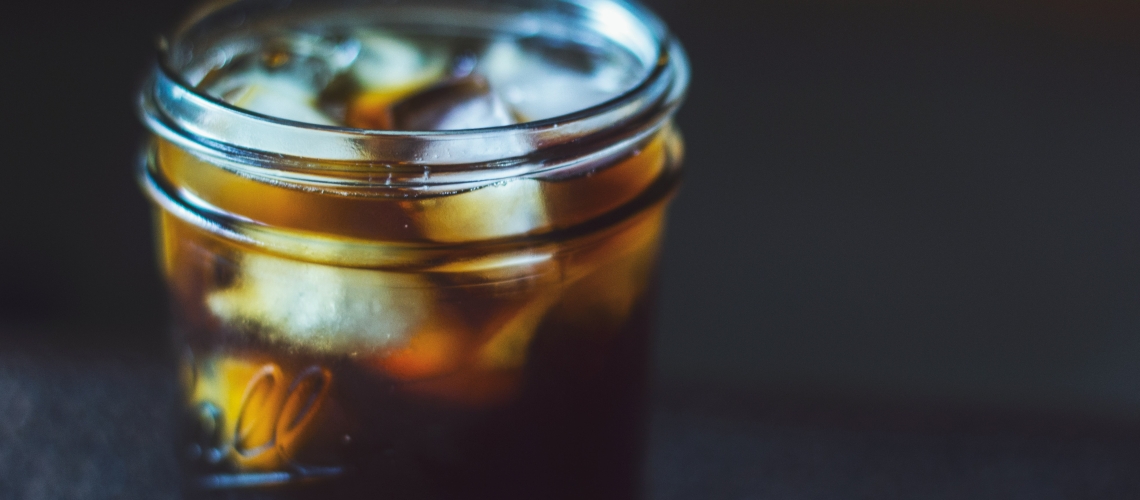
[3,0,1140,497]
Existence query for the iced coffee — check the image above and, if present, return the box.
[137,0,688,498]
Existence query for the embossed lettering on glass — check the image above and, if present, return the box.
[137,0,688,498]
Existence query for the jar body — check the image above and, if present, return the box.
[139,0,688,496]
[148,124,683,499]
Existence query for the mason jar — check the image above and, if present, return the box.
[137,0,688,497]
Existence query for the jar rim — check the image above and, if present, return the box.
[139,0,689,168]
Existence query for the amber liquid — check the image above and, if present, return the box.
[177,285,656,500]
[154,121,682,499]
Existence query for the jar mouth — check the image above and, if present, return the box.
[139,0,689,170]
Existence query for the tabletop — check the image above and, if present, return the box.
[4,333,1139,500]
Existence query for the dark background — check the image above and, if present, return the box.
[4,0,1140,497]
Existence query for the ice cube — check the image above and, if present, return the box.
[200,33,359,125]
[358,289,559,406]
[350,31,449,90]
[479,38,634,121]
[556,212,664,332]
[207,253,436,353]
[562,249,652,326]
[211,71,337,125]
[374,62,541,229]
[413,178,548,242]
[476,290,562,370]
[539,132,670,229]
[339,31,450,129]
[389,293,556,407]
[372,313,470,381]
[389,75,516,130]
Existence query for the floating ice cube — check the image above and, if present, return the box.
[389,292,561,406]
[211,71,337,125]
[207,253,435,352]
[200,33,361,125]
[414,178,548,242]
[337,30,451,128]
[389,75,515,130]
[349,30,448,91]
[476,291,562,370]
[373,322,467,381]
[557,214,663,329]
[480,37,635,121]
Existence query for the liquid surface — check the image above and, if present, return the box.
[191,27,646,129]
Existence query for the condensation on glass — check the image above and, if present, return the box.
[137,0,688,498]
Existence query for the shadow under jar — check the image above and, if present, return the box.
[137,0,688,498]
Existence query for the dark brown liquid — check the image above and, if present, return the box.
[156,130,678,498]
[179,292,654,500]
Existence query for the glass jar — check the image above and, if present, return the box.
[137,0,688,498]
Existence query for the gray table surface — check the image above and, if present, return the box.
[3,337,1140,500]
